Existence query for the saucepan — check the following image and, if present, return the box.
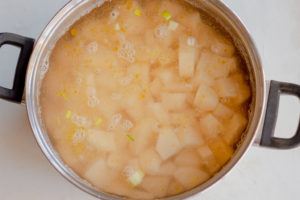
[0,0,299,199]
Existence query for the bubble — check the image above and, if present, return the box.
[117,40,136,63]
[187,37,196,46]
[121,120,134,131]
[123,166,135,177]
[87,87,100,107]
[86,41,98,54]
[154,24,169,39]
[72,129,87,145]
[88,95,100,107]
[107,113,122,131]
[72,114,92,128]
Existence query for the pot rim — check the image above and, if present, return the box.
[25,0,266,199]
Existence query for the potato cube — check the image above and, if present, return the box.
[214,77,237,97]
[158,161,176,176]
[197,145,214,160]
[107,152,128,170]
[178,12,201,34]
[174,167,210,189]
[150,79,163,99]
[162,93,186,111]
[174,149,202,166]
[139,149,162,175]
[213,103,234,120]
[211,38,235,57]
[127,63,150,84]
[204,157,221,174]
[197,145,221,174]
[156,129,182,160]
[194,85,219,111]
[87,129,116,152]
[123,93,145,120]
[199,114,223,138]
[231,74,251,105]
[192,68,214,87]
[197,51,237,79]
[130,118,156,154]
[209,136,234,166]
[223,113,248,145]
[179,36,197,78]
[177,126,204,147]
[149,102,169,124]
[156,68,177,86]
[140,176,171,198]
[84,159,118,188]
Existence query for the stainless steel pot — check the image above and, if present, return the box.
[0,0,299,199]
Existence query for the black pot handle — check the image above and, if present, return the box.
[260,80,300,149]
[0,33,34,103]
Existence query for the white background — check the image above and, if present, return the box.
[0,0,300,199]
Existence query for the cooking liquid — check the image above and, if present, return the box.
[40,0,251,199]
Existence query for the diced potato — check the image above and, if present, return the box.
[177,126,204,147]
[140,176,171,198]
[107,152,128,170]
[149,102,169,123]
[168,181,185,196]
[123,93,145,120]
[214,77,237,98]
[156,129,182,160]
[231,74,251,105]
[194,85,219,111]
[121,11,149,35]
[157,161,176,176]
[197,145,221,174]
[209,136,234,166]
[174,167,210,189]
[204,157,221,174]
[223,113,248,145]
[213,103,234,120]
[87,129,116,152]
[199,114,223,139]
[178,12,201,34]
[197,145,214,160]
[139,149,162,175]
[130,118,156,154]
[164,81,194,93]
[84,159,118,188]
[211,38,235,57]
[179,36,197,78]
[127,63,150,84]
[174,149,202,166]
[158,48,177,65]
[150,79,163,99]
[162,93,186,111]
[192,67,214,87]
[157,68,177,86]
[197,51,237,79]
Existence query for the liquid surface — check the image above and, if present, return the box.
[40,0,251,199]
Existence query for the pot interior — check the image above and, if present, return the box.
[26,0,265,199]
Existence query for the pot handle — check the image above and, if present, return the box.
[260,80,300,149]
[0,33,34,103]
